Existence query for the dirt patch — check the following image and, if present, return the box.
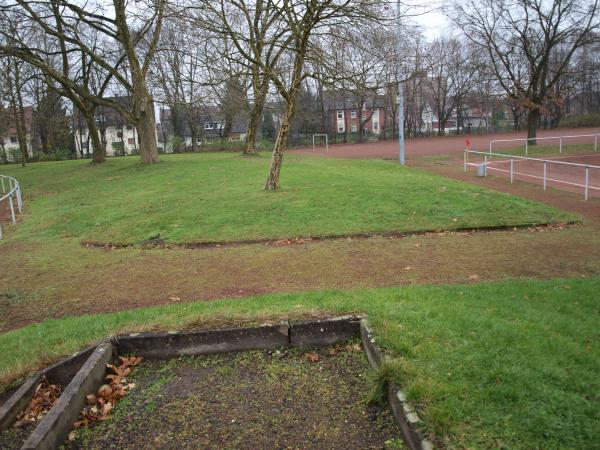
[81,222,577,251]
[2,218,600,332]
[0,423,34,450]
[66,345,402,449]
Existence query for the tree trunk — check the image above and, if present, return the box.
[265,104,294,190]
[244,80,268,154]
[526,108,540,146]
[135,93,159,163]
[80,108,105,163]
[136,98,159,163]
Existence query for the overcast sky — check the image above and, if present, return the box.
[409,0,452,40]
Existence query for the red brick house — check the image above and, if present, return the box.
[324,91,387,138]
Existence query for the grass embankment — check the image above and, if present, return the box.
[0,153,573,245]
[488,143,598,158]
[1,277,598,449]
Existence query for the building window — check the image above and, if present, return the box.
[204,123,213,130]
[126,125,133,131]
[373,123,379,131]
[10,136,17,144]
[351,124,357,132]
[350,111,357,119]
[337,110,343,120]
[337,126,344,133]
[128,138,135,145]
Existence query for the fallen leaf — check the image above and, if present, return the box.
[304,352,320,363]
[468,274,480,280]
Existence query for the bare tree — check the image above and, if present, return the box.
[187,0,291,155]
[0,53,31,166]
[0,0,166,163]
[451,0,600,143]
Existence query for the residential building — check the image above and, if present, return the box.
[158,106,247,152]
[324,91,387,137]
[73,97,156,157]
[0,106,34,161]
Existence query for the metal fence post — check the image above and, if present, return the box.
[525,139,528,156]
[543,161,547,191]
[595,136,598,152]
[464,149,467,172]
[510,159,514,184]
[15,188,22,214]
[484,155,488,176]
[8,195,16,224]
[584,167,589,201]
[17,184,22,209]
[559,138,562,154]
[1,176,4,193]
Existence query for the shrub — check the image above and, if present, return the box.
[558,113,600,128]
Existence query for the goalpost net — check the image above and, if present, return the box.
[312,134,329,152]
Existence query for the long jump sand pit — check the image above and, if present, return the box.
[64,346,400,449]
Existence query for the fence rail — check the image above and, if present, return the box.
[488,133,600,156]
[0,174,23,239]
[464,149,600,200]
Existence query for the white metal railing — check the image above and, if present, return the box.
[489,133,600,156]
[464,149,600,200]
[0,174,23,239]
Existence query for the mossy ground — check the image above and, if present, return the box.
[67,345,403,449]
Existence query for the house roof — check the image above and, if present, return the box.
[0,106,34,135]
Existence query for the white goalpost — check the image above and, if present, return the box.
[312,133,329,152]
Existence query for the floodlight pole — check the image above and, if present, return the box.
[396,0,405,166]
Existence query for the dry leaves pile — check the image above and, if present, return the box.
[14,377,62,428]
[74,356,142,428]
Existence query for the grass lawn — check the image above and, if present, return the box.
[488,143,599,158]
[1,277,598,449]
[0,153,574,244]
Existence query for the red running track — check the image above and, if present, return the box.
[291,127,600,159]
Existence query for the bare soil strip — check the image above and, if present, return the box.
[81,222,577,250]
[65,347,400,450]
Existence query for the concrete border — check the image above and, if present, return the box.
[2,317,429,449]
[21,343,114,450]
[360,319,435,450]
[290,315,361,347]
[114,321,290,359]
[0,345,98,432]
[0,375,41,432]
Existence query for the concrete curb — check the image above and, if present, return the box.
[0,345,98,432]
[360,319,436,450]
[0,374,41,432]
[290,316,361,347]
[3,316,421,449]
[114,321,290,359]
[21,343,114,450]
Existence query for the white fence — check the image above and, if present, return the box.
[489,133,600,156]
[464,149,600,200]
[0,174,23,239]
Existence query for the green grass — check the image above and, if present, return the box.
[489,143,598,158]
[1,277,598,449]
[0,153,574,245]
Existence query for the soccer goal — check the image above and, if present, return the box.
[312,133,329,152]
